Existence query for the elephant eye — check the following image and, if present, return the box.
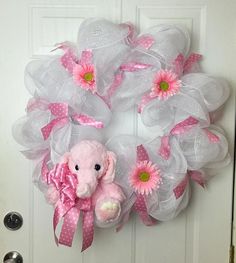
[75,165,79,171]
[94,164,101,171]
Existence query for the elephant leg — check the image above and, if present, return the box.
[95,198,121,223]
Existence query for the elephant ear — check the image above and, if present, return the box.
[102,151,117,183]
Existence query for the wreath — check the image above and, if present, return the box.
[13,18,230,251]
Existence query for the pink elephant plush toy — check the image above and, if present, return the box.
[46,140,125,225]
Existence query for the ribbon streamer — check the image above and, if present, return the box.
[134,194,157,226]
[46,162,94,251]
[173,170,205,199]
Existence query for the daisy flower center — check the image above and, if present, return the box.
[138,171,150,182]
[84,72,94,82]
[159,81,169,91]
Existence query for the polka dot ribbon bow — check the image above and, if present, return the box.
[45,162,95,252]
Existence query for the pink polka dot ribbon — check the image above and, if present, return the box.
[134,35,155,50]
[120,22,155,50]
[170,116,199,135]
[57,198,94,252]
[183,53,202,74]
[55,42,93,74]
[134,194,157,226]
[137,144,149,162]
[37,102,104,140]
[104,62,152,106]
[41,103,69,140]
[158,117,220,160]
[134,145,157,226]
[173,53,202,76]
[173,170,205,199]
[138,52,202,113]
[46,162,94,251]
[158,136,171,160]
[158,117,199,160]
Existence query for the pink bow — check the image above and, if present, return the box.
[46,163,94,251]
[39,102,103,140]
[173,170,205,199]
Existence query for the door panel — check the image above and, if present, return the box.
[0,0,235,262]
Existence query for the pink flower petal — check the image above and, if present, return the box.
[151,69,181,100]
[129,160,162,195]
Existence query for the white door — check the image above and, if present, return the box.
[0,0,235,263]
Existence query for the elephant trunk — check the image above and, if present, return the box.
[76,170,98,198]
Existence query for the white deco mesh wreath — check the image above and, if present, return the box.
[13,18,230,251]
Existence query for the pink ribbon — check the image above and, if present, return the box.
[59,43,78,74]
[104,62,152,106]
[170,116,199,135]
[133,194,157,226]
[173,170,205,199]
[138,53,202,112]
[203,128,220,143]
[134,145,157,226]
[55,43,93,74]
[46,163,94,251]
[158,117,220,160]
[158,117,199,160]
[134,35,155,50]
[120,22,155,50]
[158,136,171,160]
[120,62,152,72]
[38,102,103,140]
[173,53,202,76]
[138,93,153,113]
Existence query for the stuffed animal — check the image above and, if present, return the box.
[46,140,125,225]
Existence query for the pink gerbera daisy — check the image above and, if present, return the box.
[150,69,181,100]
[73,64,96,93]
[129,160,161,195]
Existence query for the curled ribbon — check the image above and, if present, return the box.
[104,62,152,106]
[173,170,205,199]
[120,22,155,50]
[45,162,94,251]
